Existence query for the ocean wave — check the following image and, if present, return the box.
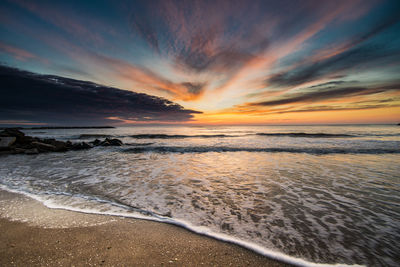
[75,132,398,140]
[125,142,155,146]
[122,146,400,154]
[128,133,355,139]
[256,133,354,138]
[129,134,238,139]
[0,185,364,267]
[78,134,114,139]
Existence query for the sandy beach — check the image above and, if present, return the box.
[0,190,288,266]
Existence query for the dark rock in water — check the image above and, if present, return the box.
[99,139,110,146]
[0,128,124,156]
[0,128,25,138]
[32,141,57,152]
[72,142,92,150]
[42,139,69,152]
[0,136,16,148]
[0,129,37,147]
[91,139,101,146]
[99,138,123,146]
[108,138,123,146]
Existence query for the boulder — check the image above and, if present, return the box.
[109,138,123,146]
[99,140,110,146]
[72,142,92,150]
[100,138,123,146]
[18,136,36,145]
[0,128,25,138]
[0,128,122,156]
[0,136,16,148]
[44,139,68,152]
[91,139,101,146]
[32,141,57,152]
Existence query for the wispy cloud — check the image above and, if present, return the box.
[10,0,116,45]
[0,41,40,61]
[265,14,400,89]
[128,0,374,95]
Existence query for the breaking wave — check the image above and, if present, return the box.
[122,146,400,154]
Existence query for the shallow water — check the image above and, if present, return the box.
[1,125,399,266]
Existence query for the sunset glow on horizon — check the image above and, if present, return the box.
[1,0,399,125]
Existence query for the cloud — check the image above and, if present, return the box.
[268,46,400,88]
[0,41,42,61]
[130,12,160,52]
[271,103,400,115]
[128,0,275,75]
[180,82,207,96]
[266,14,400,88]
[33,34,208,101]
[3,0,398,116]
[223,88,400,117]
[10,0,111,45]
[248,83,400,107]
[0,65,201,125]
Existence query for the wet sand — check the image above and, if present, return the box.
[0,190,288,266]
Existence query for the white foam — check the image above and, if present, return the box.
[0,184,364,267]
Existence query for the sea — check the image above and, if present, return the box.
[0,125,399,266]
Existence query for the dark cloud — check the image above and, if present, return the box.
[267,15,400,88]
[268,46,399,88]
[249,84,400,107]
[307,80,349,89]
[180,82,207,95]
[0,65,201,125]
[273,103,400,114]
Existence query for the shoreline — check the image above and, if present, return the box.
[0,189,288,266]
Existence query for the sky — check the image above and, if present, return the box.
[1,0,400,125]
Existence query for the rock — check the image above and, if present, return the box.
[0,128,122,156]
[32,141,57,152]
[18,136,36,145]
[109,138,123,146]
[44,139,68,152]
[0,128,25,138]
[24,148,39,155]
[0,136,16,148]
[99,139,111,146]
[91,139,101,146]
[72,142,92,150]
[81,142,92,149]
[100,138,123,146]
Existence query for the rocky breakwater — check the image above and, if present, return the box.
[0,128,123,155]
